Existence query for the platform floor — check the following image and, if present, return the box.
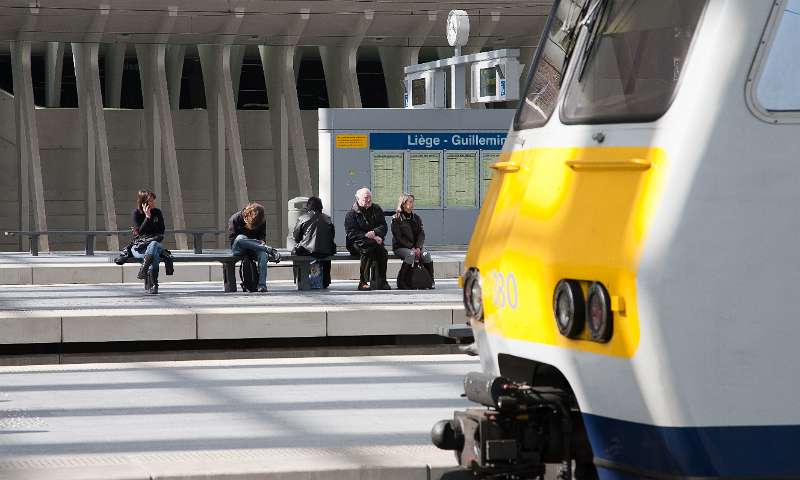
[0,354,477,479]
[0,280,465,346]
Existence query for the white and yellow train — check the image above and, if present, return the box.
[433,0,800,478]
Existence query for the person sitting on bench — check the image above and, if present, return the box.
[392,193,434,288]
[292,196,336,288]
[131,189,166,295]
[344,187,390,291]
[227,202,280,293]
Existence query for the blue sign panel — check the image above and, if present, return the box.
[370,132,507,151]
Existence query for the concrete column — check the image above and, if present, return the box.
[11,40,48,252]
[378,11,437,108]
[198,45,226,248]
[319,10,373,108]
[45,42,64,108]
[166,45,185,110]
[262,45,312,196]
[199,7,246,247]
[104,43,126,108]
[72,42,119,251]
[199,44,249,242]
[137,45,162,201]
[261,10,310,244]
[218,46,249,209]
[263,47,289,244]
[230,44,246,104]
[138,44,189,249]
[294,48,303,82]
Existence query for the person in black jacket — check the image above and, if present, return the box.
[292,196,336,288]
[391,193,434,288]
[344,187,390,291]
[131,189,165,294]
[227,202,280,293]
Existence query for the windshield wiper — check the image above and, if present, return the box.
[556,0,593,86]
[576,0,611,82]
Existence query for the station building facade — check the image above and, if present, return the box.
[0,1,549,251]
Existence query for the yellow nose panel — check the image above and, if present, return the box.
[466,147,668,358]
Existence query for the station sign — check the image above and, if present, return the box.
[369,132,506,150]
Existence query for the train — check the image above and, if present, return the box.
[432,0,800,478]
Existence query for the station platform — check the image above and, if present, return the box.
[0,279,465,349]
[0,354,476,480]
[0,251,466,286]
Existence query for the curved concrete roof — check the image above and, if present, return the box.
[0,1,551,49]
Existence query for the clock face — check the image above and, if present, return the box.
[446,10,469,47]
[447,13,459,46]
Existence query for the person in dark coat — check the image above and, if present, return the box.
[344,187,390,290]
[292,196,336,288]
[228,202,281,293]
[131,189,166,294]
[391,193,434,288]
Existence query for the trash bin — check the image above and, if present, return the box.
[286,196,309,249]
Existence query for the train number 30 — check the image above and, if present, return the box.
[490,271,519,310]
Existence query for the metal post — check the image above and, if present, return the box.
[30,234,39,256]
[85,233,95,256]
[193,232,203,254]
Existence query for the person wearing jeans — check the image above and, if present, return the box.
[131,189,166,294]
[227,202,280,293]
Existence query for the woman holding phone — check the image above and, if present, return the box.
[131,189,166,294]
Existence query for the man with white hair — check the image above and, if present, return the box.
[344,187,390,290]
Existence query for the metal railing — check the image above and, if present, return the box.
[3,229,227,256]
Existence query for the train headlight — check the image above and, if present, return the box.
[587,282,613,342]
[463,268,483,320]
[553,279,585,338]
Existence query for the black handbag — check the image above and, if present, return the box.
[398,261,433,290]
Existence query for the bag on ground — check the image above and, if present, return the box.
[398,261,433,290]
[295,260,323,290]
[239,255,259,292]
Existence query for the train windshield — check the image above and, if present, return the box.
[514,0,590,130]
[561,0,706,123]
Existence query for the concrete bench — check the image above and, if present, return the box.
[114,252,360,292]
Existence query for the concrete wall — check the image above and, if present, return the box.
[0,90,17,250]
[0,104,319,251]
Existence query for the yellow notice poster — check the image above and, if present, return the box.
[409,151,441,207]
[336,134,368,149]
[445,151,477,207]
[371,151,404,209]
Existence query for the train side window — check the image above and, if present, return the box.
[514,0,589,130]
[752,0,800,113]
[560,0,706,124]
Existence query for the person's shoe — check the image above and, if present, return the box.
[357,282,370,291]
[148,284,159,295]
[258,286,268,293]
[380,282,391,290]
[137,254,153,280]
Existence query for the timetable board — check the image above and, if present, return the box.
[319,108,515,245]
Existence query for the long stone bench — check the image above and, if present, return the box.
[0,252,465,286]
[116,252,363,292]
